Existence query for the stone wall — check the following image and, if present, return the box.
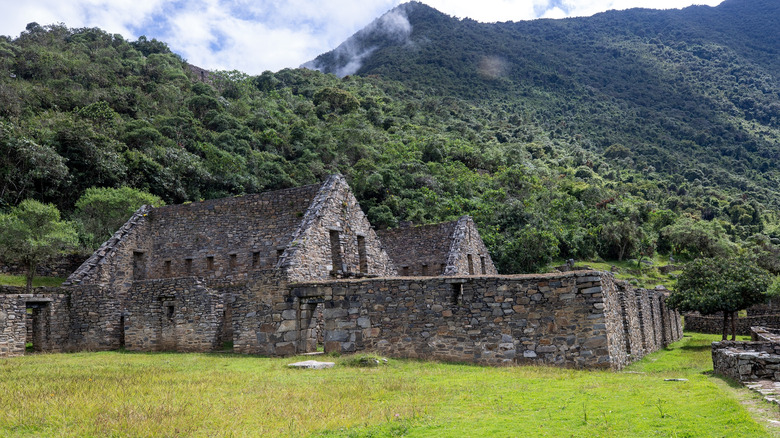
[67,284,122,351]
[712,340,780,382]
[443,216,498,276]
[290,271,677,370]
[230,270,292,355]
[0,291,70,357]
[124,277,224,352]
[377,216,497,277]
[145,184,320,281]
[282,175,395,281]
[616,281,644,360]
[377,221,458,276]
[683,313,780,336]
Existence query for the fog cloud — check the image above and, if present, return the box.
[0,0,725,74]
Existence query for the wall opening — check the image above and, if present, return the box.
[132,251,145,281]
[185,258,193,275]
[220,296,234,351]
[329,230,343,273]
[252,252,260,268]
[440,264,446,275]
[206,256,215,271]
[164,260,172,276]
[467,254,474,275]
[422,264,428,276]
[357,235,368,274]
[229,254,237,271]
[402,266,409,276]
[298,299,322,353]
[480,256,487,275]
[167,305,175,319]
[276,249,284,264]
[451,283,463,305]
[25,302,49,353]
[119,314,126,348]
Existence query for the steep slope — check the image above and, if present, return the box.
[307,0,780,208]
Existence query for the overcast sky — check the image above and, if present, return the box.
[1,0,724,74]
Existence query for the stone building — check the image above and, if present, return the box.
[0,174,682,369]
[377,217,497,277]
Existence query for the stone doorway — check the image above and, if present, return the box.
[298,297,323,353]
[24,300,51,353]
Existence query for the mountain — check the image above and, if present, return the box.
[307,0,780,208]
[0,8,778,275]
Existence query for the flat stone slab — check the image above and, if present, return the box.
[288,360,335,369]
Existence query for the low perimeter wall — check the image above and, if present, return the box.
[712,339,780,382]
[684,314,780,336]
[292,271,681,370]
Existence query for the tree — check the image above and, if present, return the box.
[0,200,78,292]
[667,256,776,340]
[73,187,163,249]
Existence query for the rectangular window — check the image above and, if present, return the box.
[480,256,487,275]
[357,236,368,274]
[422,264,428,276]
[206,256,215,270]
[276,249,285,263]
[185,258,193,275]
[164,260,172,276]
[452,283,463,305]
[402,266,409,276]
[167,305,175,319]
[329,230,343,273]
[467,254,474,275]
[132,251,145,281]
[440,264,446,275]
[252,252,260,268]
[229,254,237,270]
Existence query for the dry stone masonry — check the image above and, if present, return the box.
[0,175,681,369]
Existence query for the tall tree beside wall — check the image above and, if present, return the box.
[0,200,78,291]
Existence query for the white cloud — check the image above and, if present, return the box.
[0,0,726,74]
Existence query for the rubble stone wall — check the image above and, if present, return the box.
[0,292,70,357]
[281,175,395,281]
[377,221,458,276]
[124,277,224,352]
[292,271,654,370]
[684,314,780,336]
[616,281,644,360]
[67,284,122,351]
[146,185,320,281]
[443,216,498,276]
[712,340,780,382]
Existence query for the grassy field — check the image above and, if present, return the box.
[0,333,774,437]
[0,274,66,288]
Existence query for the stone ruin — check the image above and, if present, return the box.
[0,174,682,369]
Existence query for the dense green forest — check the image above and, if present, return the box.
[0,2,778,275]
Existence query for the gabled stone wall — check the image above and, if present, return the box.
[443,216,498,276]
[282,175,395,281]
[377,216,497,277]
[377,221,457,276]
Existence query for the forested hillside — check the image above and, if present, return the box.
[0,6,778,274]
[310,0,780,206]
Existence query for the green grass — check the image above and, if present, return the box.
[0,333,773,437]
[0,274,66,288]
